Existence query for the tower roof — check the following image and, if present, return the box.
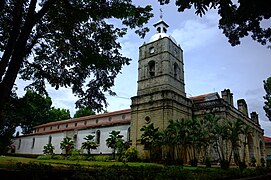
[149,18,177,44]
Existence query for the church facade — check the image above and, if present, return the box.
[12,19,265,165]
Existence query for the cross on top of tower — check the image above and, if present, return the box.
[159,8,163,19]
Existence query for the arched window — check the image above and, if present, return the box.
[96,130,101,144]
[32,138,35,149]
[260,141,264,157]
[127,127,131,142]
[48,136,52,144]
[148,61,155,77]
[18,139,21,150]
[157,27,161,33]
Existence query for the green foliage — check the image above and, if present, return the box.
[37,155,54,160]
[67,150,84,161]
[49,107,71,121]
[94,155,110,162]
[74,107,95,118]
[124,147,138,162]
[0,0,153,116]
[81,135,98,155]
[159,0,271,48]
[43,143,55,155]
[140,123,162,160]
[264,77,271,121]
[106,130,124,160]
[60,137,75,155]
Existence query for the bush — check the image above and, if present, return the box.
[67,150,84,161]
[189,158,198,167]
[205,158,211,168]
[124,148,138,162]
[94,155,110,162]
[37,155,53,160]
[220,159,230,169]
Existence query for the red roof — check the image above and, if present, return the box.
[264,136,271,142]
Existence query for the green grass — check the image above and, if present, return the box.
[0,155,162,168]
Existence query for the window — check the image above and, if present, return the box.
[157,27,161,33]
[84,121,87,125]
[145,116,151,124]
[148,61,155,77]
[37,129,39,132]
[43,127,46,131]
[108,117,112,122]
[48,136,52,144]
[18,139,21,150]
[174,63,179,78]
[50,126,52,130]
[75,123,77,127]
[96,119,99,124]
[57,125,60,129]
[127,127,131,142]
[32,138,35,149]
[149,47,154,54]
[66,124,68,128]
[96,130,101,144]
[122,115,126,120]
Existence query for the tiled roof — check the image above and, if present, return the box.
[29,119,131,136]
[189,92,219,102]
[264,136,271,142]
[34,109,131,128]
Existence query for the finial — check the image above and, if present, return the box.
[159,8,163,20]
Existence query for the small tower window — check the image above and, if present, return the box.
[148,61,155,77]
[163,27,167,33]
[157,27,161,33]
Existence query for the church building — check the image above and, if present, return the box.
[12,18,265,165]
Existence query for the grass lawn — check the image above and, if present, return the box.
[0,155,163,168]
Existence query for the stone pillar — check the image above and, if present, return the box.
[250,112,259,124]
[221,89,233,106]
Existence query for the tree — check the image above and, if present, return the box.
[49,107,71,121]
[140,123,162,160]
[81,134,98,156]
[263,77,271,121]
[106,130,124,160]
[60,136,74,155]
[159,0,271,48]
[73,107,95,118]
[0,1,152,121]
[0,91,19,154]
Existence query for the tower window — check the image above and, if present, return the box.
[157,27,161,33]
[163,27,167,33]
[149,47,154,54]
[148,61,155,77]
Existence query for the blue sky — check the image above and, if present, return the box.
[16,1,271,136]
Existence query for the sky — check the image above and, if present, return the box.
[16,0,271,136]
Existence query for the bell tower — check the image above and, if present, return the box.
[131,18,192,159]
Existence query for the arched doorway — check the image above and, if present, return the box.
[248,134,254,159]
[259,141,264,158]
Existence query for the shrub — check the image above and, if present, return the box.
[261,158,266,167]
[189,158,198,167]
[94,155,110,162]
[43,144,54,155]
[37,155,53,160]
[205,158,211,168]
[220,159,230,169]
[250,157,256,167]
[124,148,138,162]
[67,150,84,161]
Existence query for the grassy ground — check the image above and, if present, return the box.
[0,155,163,168]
